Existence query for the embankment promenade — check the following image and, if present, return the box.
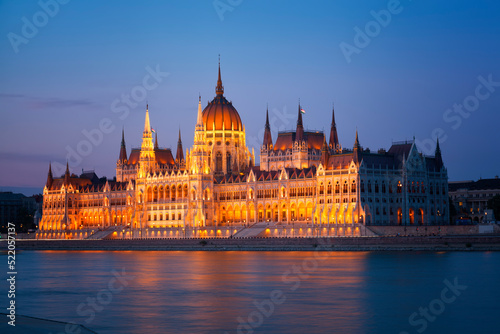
[6,235,500,251]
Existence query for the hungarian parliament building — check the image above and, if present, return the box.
[38,64,449,239]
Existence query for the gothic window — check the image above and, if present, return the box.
[351,180,356,193]
[216,152,222,172]
[397,181,402,194]
[335,181,340,194]
[343,181,348,193]
[327,181,332,195]
[226,153,232,173]
[361,181,365,193]
[382,182,386,193]
[368,181,372,193]
[319,183,324,195]
[375,182,379,193]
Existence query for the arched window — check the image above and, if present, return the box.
[216,152,222,173]
[361,181,365,193]
[327,181,332,194]
[147,187,153,202]
[343,181,348,193]
[397,181,402,194]
[351,180,356,193]
[226,153,232,173]
[335,181,340,194]
[375,182,379,193]
[382,182,386,193]
[368,181,372,193]
[319,183,324,195]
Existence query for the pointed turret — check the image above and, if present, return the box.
[46,163,53,189]
[296,103,304,142]
[329,104,339,152]
[263,106,273,148]
[139,104,155,176]
[154,132,159,149]
[435,138,443,170]
[216,56,224,96]
[64,161,70,185]
[118,128,127,163]
[144,104,151,134]
[196,95,203,127]
[354,129,360,149]
[353,129,362,163]
[176,128,184,163]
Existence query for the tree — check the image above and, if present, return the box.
[487,195,500,222]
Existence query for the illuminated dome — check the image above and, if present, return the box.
[202,63,243,131]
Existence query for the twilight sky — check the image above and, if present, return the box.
[1,0,499,195]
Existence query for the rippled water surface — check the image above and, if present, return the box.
[11,251,500,333]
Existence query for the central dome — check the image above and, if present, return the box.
[202,63,243,131]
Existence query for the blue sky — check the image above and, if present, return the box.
[1,0,499,195]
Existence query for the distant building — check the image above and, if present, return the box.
[38,63,449,239]
[0,191,37,232]
[449,177,500,223]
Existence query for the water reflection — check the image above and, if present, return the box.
[13,251,499,333]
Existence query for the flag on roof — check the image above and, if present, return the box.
[300,108,306,114]
[151,128,156,133]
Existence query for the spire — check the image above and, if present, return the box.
[354,129,360,149]
[119,128,127,163]
[263,106,273,148]
[64,161,70,185]
[296,102,304,142]
[140,103,155,160]
[176,128,184,163]
[435,138,443,170]
[216,55,224,96]
[329,103,339,151]
[144,104,151,134]
[46,162,53,189]
[353,129,362,163]
[154,132,158,149]
[196,95,203,126]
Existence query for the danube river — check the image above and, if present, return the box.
[11,251,500,333]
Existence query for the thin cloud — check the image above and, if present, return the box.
[0,93,94,110]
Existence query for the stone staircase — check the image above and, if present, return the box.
[233,222,276,238]
[85,226,122,240]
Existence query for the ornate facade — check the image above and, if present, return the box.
[38,64,449,239]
